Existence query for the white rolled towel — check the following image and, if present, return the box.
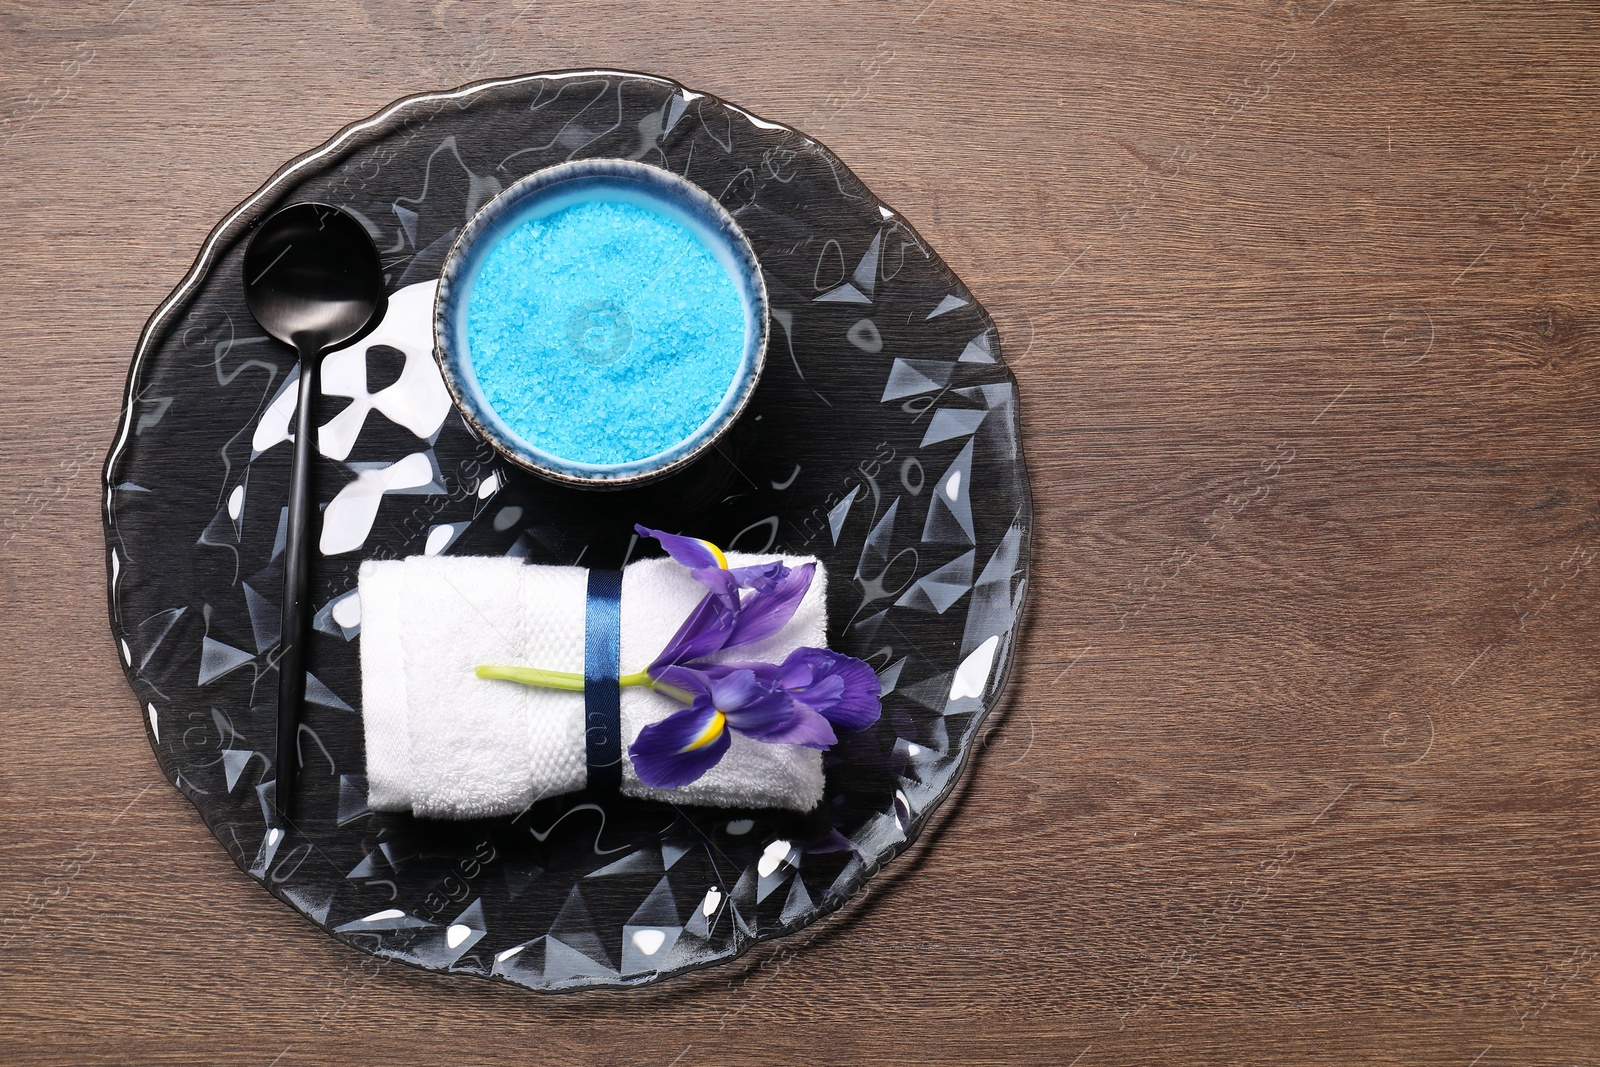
[357,551,828,818]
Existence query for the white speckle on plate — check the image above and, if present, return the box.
[950,634,1000,700]
[945,470,962,500]
[631,928,666,955]
[331,592,361,629]
[757,839,792,878]
[424,524,453,555]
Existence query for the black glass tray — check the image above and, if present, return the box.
[103,70,1033,992]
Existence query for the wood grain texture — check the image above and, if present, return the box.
[2,0,1598,1063]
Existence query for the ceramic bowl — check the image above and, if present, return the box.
[433,157,769,489]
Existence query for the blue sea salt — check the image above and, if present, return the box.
[465,198,747,466]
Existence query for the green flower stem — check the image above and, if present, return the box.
[475,665,693,705]
[474,665,586,690]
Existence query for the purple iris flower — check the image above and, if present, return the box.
[626,529,883,790]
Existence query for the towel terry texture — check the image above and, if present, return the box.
[357,552,828,818]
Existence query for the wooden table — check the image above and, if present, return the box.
[2,1,1597,1063]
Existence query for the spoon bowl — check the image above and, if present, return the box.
[244,203,384,351]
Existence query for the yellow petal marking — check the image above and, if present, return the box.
[682,709,727,752]
[698,538,729,570]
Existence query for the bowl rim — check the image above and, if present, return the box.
[432,156,770,489]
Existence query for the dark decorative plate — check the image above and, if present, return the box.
[103,70,1032,992]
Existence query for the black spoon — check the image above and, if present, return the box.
[243,202,384,824]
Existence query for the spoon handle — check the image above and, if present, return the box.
[275,345,319,823]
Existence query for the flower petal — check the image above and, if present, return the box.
[728,560,787,592]
[701,667,808,741]
[720,692,794,737]
[690,565,741,609]
[739,700,838,748]
[649,663,713,701]
[726,562,816,649]
[635,525,726,571]
[650,593,734,670]
[628,701,732,789]
[708,668,766,712]
[781,647,882,731]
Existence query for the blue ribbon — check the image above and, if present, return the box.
[583,567,624,791]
